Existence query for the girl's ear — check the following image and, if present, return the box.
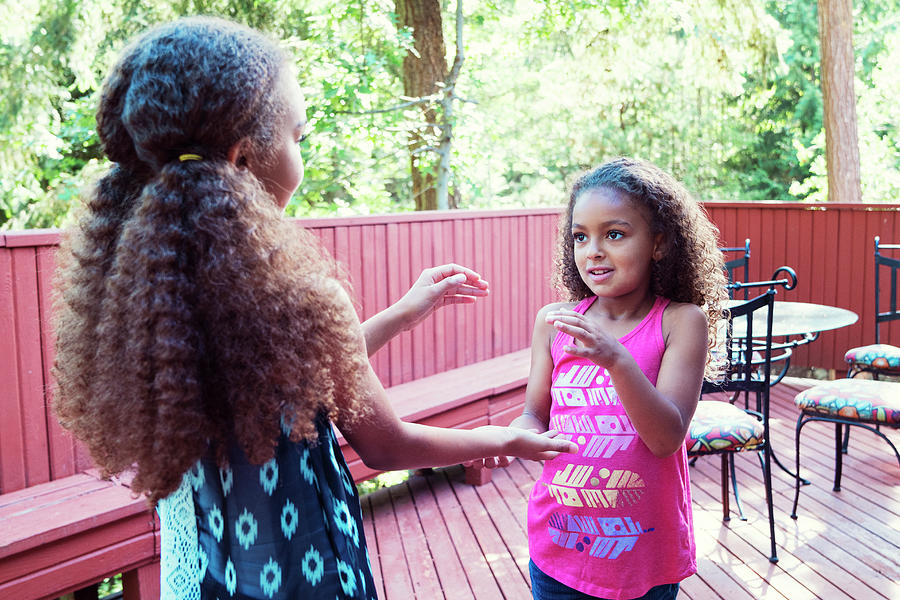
[227,138,250,167]
[652,233,666,261]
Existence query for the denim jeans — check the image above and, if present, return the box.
[529,560,680,600]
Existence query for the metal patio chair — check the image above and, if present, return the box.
[790,238,900,518]
[843,237,900,379]
[686,268,797,564]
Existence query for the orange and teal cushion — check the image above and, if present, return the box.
[686,400,765,454]
[844,344,900,373]
[794,379,900,425]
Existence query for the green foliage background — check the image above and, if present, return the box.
[1,0,898,229]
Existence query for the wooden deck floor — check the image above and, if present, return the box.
[360,378,900,599]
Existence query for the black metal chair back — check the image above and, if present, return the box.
[874,236,900,344]
[718,289,775,400]
[721,238,751,300]
[706,266,798,396]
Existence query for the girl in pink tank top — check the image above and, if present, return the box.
[482,158,728,599]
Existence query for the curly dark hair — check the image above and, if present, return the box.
[52,17,370,505]
[553,157,728,379]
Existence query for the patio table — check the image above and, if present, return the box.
[727,300,858,343]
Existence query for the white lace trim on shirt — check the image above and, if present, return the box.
[157,470,201,600]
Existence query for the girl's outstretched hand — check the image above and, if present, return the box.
[546,309,624,367]
[463,428,577,470]
[361,263,489,357]
[398,264,489,330]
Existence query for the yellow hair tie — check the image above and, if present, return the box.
[178,153,203,162]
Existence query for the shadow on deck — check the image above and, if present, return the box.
[360,378,900,600]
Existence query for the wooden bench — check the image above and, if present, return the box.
[340,348,531,485]
[0,471,159,600]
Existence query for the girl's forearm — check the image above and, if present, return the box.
[359,423,503,471]
[606,359,692,457]
[356,421,567,472]
[360,303,412,357]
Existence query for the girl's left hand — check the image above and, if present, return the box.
[546,309,624,367]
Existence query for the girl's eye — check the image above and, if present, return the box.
[573,232,586,242]
[297,134,309,145]
[607,231,624,240]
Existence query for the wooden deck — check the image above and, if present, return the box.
[360,378,900,599]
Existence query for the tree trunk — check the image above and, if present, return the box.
[817,0,862,203]
[395,0,448,210]
[435,0,465,211]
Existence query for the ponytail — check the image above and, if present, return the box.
[53,164,146,437]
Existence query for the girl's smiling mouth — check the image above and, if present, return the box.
[585,266,613,282]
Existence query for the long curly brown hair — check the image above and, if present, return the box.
[52,17,370,505]
[553,157,728,379]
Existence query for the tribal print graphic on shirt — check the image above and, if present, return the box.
[544,364,648,558]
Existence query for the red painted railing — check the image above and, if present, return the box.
[2,203,899,494]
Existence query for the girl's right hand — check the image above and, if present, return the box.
[463,428,577,470]
[546,309,625,368]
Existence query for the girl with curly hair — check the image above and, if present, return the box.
[472,157,727,599]
[52,17,576,600]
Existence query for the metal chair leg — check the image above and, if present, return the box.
[841,424,850,454]
[720,454,730,522]
[731,454,747,521]
[834,422,844,492]
[763,443,778,563]
[791,414,805,519]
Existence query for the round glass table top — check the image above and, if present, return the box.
[725,300,858,338]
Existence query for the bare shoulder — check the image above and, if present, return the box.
[661,301,707,341]
[536,300,577,319]
[532,301,577,343]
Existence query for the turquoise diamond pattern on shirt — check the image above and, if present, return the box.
[260,458,278,495]
[225,557,237,595]
[280,413,294,437]
[189,461,205,491]
[329,442,355,496]
[209,505,224,543]
[236,509,258,550]
[281,499,298,540]
[198,544,209,582]
[302,545,324,586]
[333,498,359,547]
[260,557,282,598]
[219,466,233,497]
[300,448,316,486]
[336,559,357,595]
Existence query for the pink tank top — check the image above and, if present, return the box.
[527,296,696,599]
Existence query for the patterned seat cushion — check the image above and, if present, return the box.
[686,400,765,453]
[844,344,900,372]
[794,379,900,425]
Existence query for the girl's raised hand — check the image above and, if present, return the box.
[546,309,624,367]
[399,263,489,329]
[361,263,489,357]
